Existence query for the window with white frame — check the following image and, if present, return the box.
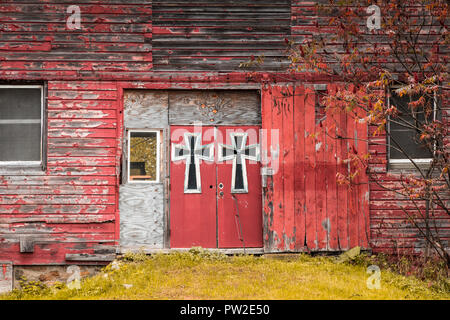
[127,130,161,183]
[387,89,438,166]
[0,85,44,166]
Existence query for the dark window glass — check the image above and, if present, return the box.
[389,91,434,160]
[129,131,158,181]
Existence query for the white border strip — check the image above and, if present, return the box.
[127,129,161,184]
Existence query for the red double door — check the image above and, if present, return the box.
[170,126,262,248]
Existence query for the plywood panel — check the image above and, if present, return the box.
[119,184,164,248]
[124,90,169,129]
[168,90,260,125]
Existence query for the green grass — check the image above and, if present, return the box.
[2,249,449,300]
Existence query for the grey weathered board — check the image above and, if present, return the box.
[119,184,165,248]
[152,0,291,71]
[168,90,261,125]
[124,90,169,129]
[0,262,13,293]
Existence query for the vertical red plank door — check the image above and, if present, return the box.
[217,126,263,248]
[170,125,216,248]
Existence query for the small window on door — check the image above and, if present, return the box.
[0,85,44,166]
[128,130,161,183]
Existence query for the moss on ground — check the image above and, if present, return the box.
[2,249,449,300]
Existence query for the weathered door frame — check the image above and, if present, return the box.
[117,84,263,253]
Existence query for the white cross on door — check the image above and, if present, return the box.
[218,132,260,193]
[171,132,214,193]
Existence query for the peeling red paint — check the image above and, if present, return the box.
[0,0,446,266]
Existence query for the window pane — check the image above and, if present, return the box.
[389,129,432,159]
[129,131,158,181]
[389,92,433,160]
[0,123,41,161]
[0,88,41,120]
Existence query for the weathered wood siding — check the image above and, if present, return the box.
[119,90,168,250]
[152,0,291,71]
[0,81,119,264]
[120,89,260,249]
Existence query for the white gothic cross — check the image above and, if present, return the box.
[218,132,260,193]
[171,132,214,193]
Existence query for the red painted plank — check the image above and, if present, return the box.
[0,185,114,195]
[48,137,117,148]
[356,102,370,249]
[315,92,328,250]
[347,107,359,249]
[48,100,118,110]
[282,85,295,251]
[169,125,217,248]
[48,81,119,91]
[48,128,117,139]
[293,85,306,250]
[0,242,114,266]
[323,100,339,250]
[324,88,338,251]
[0,204,116,215]
[0,195,116,205]
[271,85,285,251]
[115,83,123,245]
[261,85,275,251]
[47,166,116,176]
[47,156,116,167]
[304,87,317,250]
[370,209,449,219]
[48,147,116,157]
[2,222,116,235]
[217,126,262,248]
[48,90,118,100]
[48,109,116,119]
[0,214,116,224]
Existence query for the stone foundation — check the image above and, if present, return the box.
[13,265,104,289]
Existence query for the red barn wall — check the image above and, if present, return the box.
[0,0,447,265]
[368,94,450,255]
[261,84,370,252]
[0,1,152,81]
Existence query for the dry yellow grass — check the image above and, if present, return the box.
[2,250,449,300]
